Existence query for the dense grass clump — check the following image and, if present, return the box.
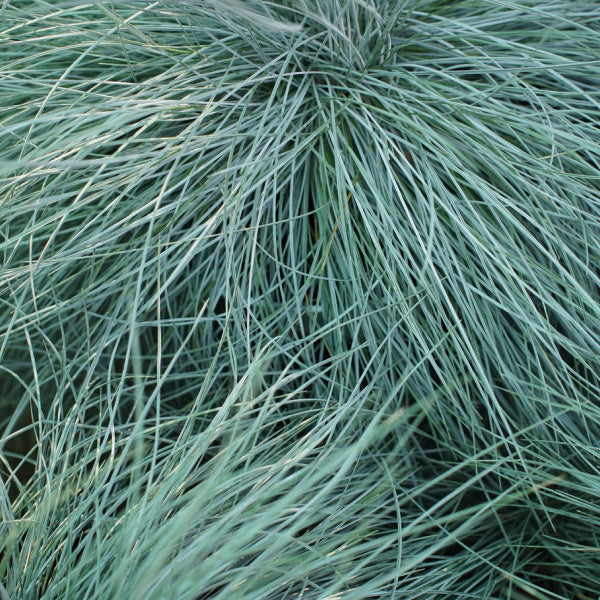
[1,1,600,598]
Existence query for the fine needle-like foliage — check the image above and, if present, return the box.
[1,1,599,598]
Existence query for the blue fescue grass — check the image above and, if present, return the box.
[1,1,600,598]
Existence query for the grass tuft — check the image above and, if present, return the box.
[1,1,600,598]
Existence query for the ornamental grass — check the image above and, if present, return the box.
[1,2,599,598]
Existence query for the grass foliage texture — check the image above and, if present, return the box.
[1,1,600,598]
